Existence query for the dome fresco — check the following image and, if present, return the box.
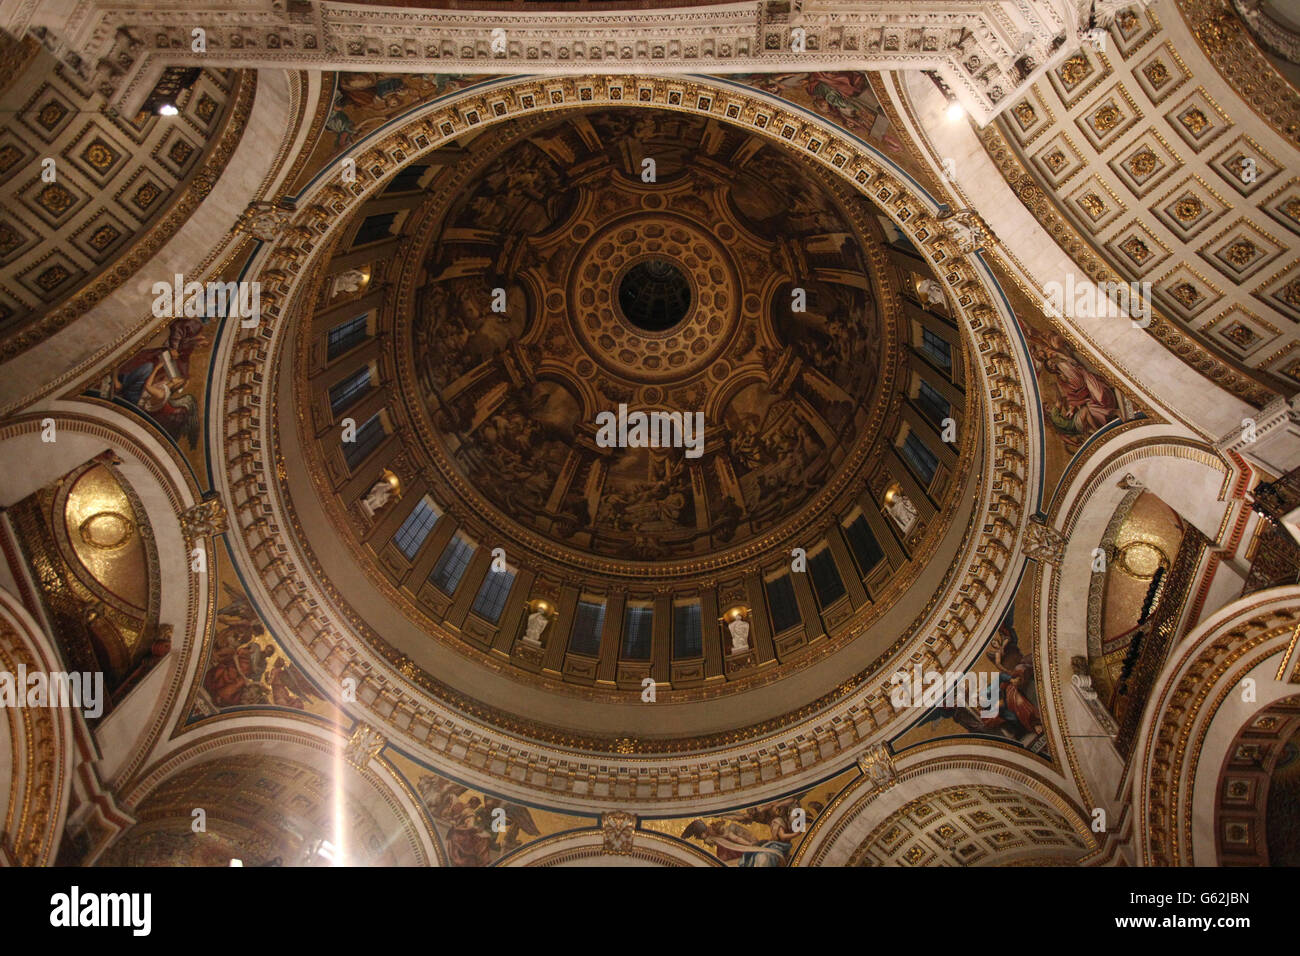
[403,108,892,565]
[286,99,980,716]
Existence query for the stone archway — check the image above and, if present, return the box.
[1133,584,1300,866]
[108,720,439,866]
[794,741,1096,866]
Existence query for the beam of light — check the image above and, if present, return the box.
[332,736,347,867]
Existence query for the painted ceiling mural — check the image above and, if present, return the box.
[643,766,856,867]
[21,55,1210,867]
[893,576,1049,756]
[409,107,886,561]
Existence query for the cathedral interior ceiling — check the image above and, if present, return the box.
[1,0,1298,868]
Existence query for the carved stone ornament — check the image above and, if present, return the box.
[602,811,637,855]
[332,269,366,297]
[937,208,994,255]
[857,742,897,789]
[1023,519,1068,566]
[344,724,386,768]
[179,494,228,542]
[235,200,294,242]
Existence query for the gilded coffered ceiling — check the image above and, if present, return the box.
[985,2,1300,400]
[0,49,248,360]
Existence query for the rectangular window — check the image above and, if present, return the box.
[569,600,606,656]
[327,314,369,361]
[430,534,475,594]
[920,328,952,370]
[343,414,385,470]
[916,379,951,428]
[672,602,703,658]
[329,366,371,415]
[901,431,939,485]
[471,566,516,624]
[392,497,440,560]
[809,548,847,606]
[383,164,429,195]
[622,604,654,659]
[766,573,801,634]
[844,515,884,575]
[352,212,397,248]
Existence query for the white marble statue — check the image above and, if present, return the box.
[727,616,750,654]
[917,279,946,309]
[887,492,919,534]
[361,474,398,515]
[332,269,366,297]
[523,609,550,646]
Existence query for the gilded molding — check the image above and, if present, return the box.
[1176,0,1300,148]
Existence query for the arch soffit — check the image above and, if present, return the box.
[0,401,209,791]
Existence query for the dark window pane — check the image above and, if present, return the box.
[326,314,369,360]
[809,548,846,606]
[902,432,939,484]
[393,498,439,560]
[384,164,429,195]
[844,516,884,575]
[622,605,654,659]
[471,566,516,624]
[352,212,396,248]
[673,603,703,658]
[343,414,385,470]
[766,574,800,633]
[920,328,952,369]
[916,379,951,428]
[329,366,371,415]
[430,535,475,594]
[570,600,606,656]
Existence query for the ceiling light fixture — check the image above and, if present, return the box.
[157,103,178,117]
[946,101,965,121]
